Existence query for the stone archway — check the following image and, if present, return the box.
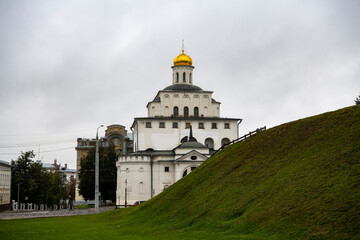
[221,138,231,146]
[204,137,214,150]
[182,165,198,178]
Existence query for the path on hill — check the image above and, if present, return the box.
[0,206,116,220]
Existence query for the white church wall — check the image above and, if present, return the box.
[117,157,152,205]
[116,48,241,206]
[117,155,184,205]
[151,132,181,150]
[116,153,208,205]
[174,162,199,181]
[158,163,175,193]
[153,162,172,196]
[148,91,220,118]
[172,66,194,85]
[135,119,239,151]
[212,102,221,117]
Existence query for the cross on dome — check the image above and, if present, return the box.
[173,40,193,66]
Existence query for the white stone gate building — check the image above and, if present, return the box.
[116,47,241,205]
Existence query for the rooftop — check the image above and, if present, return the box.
[163,84,204,92]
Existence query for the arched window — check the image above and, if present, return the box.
[176,72,179,83]
[182,169,188,177]
[189,73,192,83]
[113,138,119,146]
[205,138,214,150]
[184,107,189,117]
[139,182,143,194]
[183,72,186,82]
[194,107,199,117]
[182,166,197,178]
[173,106,179,117]
[221,138,231,146]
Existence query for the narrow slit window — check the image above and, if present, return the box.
[173,106,179,117]
[194,107,199,117]
[184,107,189,117]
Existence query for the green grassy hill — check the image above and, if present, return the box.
[1,105,360,239]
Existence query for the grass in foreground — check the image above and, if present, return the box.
[0,210,265,240]
[1,105,359,239]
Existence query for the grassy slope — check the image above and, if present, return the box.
[1,105,359,239]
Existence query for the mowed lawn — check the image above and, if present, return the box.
[0,208,265,240]
[1,105,360,240]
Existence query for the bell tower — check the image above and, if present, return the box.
[171,41,194,85]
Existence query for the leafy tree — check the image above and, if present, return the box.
[11,151,38,202]
[64,176,76,200]
[78,144,118,201]
[41,171,65,205]
[100,144,118,201]
[11,151,65,205]
[355,94,360,105]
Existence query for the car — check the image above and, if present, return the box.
[133,201,146,206]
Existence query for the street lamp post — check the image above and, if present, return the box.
[95,125,104,213]
[125,179,127,208]
[17,182,20,205]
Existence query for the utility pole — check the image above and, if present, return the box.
[125,179,127,208]
[17,183,20,204]
[95,125,104,213]
[150,155,154,198]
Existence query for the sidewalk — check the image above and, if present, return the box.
[0,206,116,220]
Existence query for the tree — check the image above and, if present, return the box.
[355,94,360,105]
[41,170,65,205]
[64,176,76,200]
[11,151,65,205]
[11,151,37,203]
[78,144,118,201]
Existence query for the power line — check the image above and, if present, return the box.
[0,129,98,148]
[0,147,75,155]
[0,129,94,138]
[38,147,75,153]
[0,131,98,148]
[0,139,76,148]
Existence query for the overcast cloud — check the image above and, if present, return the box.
[0,0,359,169]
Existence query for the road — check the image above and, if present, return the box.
[0,206,116,220]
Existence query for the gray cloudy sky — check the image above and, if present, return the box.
[1,0,359,169]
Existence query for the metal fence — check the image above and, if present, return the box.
[211,126,267,156]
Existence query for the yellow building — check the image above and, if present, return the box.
[75,124,133,202]
[0,160,11,211]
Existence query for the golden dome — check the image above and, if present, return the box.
[173,50,193,66]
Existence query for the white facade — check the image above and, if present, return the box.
[133,118,238,151]
[116,49,241,206]
[0,160,11,209]
[147,91,220,118]
[116,145,209,206]
[60,165,76,183]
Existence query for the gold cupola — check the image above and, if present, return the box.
[173,49,193,66]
